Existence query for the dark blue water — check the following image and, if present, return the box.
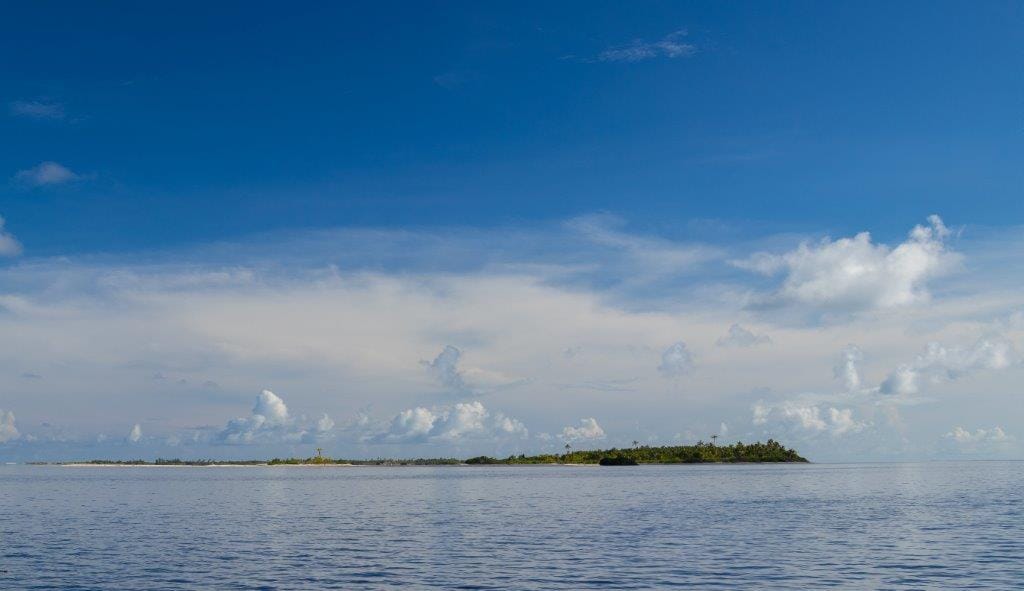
[1,462,1021,589]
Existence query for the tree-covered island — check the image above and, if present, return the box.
[57,440,806,466]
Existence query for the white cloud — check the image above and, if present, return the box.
[658,342,694,377]
[880,365,918,396]
[737,215,958,312]
[10,100,65,119]
[880,337,1017,395]
[945,426,1011,444]
[716,323,771,347]
[0,216,22,257]
[598,30,696,62]
[372,401,528,444]
[754,402,866,437]
[2,215,1024,461]
[834,345,863,391]
[567,214,717,279]
[15,161,81,187]
[216,389,324,444]
[423,345,471,396]
[253,389,289,423]
[316,413,335,433]
[422,345,523,398]
[561,417,605,441]
[127,423,142,443]
[828,408,864,436]
[0,410,19,443]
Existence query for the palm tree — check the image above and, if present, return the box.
[710,434,718,446]
[632,440,639,449]
[564,442,572,462]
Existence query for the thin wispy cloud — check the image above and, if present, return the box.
[0,216,22,257]
[597,29,696,63]
[14,161,82,187]
[10,100,65,120]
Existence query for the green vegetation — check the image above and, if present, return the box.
[54,440,805,467]
[467,440,806,465]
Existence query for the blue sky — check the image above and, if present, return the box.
[4,1,1022,254]
[1,2,1023,461]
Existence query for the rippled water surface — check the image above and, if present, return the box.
[1,462,1022,589]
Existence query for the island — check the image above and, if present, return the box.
[46,440,806,466]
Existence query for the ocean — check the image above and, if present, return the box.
[1,462,1021,589]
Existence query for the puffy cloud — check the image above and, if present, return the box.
[880,337,1017,395]
[716,323,771,347]
[828,408,864,436]
[422,345,523,397]
[945,426,1011,444]
[658,342,694,377]
[598,30,696,62]
[0,410,19,443]
[493,412,529,438]
[737,215,958,312]
[879,365,919,396]
[216,389,328,444]
[15,161,81,187]
[781,404,827,432]
[10,100,64,119]
[253,389,289,423]
[753,402,866,437]
[372,401,528,443]
[561,417,605,441]
[127,423,142,443]
[834,345,863,391]
[316,413,335,433]
[423,345,470,396]
[0,216,22,257]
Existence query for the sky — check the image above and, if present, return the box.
[1,1,1023,462]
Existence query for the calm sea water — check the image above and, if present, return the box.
[1,462,1021,590]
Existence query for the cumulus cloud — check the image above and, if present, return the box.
[945,426,1011,444]
[316,413,335,433]
[561,417,605,441]
[421,345,522,397]
[880,337,1017,395]
[423,345,471,396]
[834,345,863,391]
[658,342,694,377]
[0,409,19,443]
[372,401,528,444]
[752,402,866,437]
[127,423,142,443]
[598,30,696,62]
[0,216,22,257]
[716,323,771,347]
[15,161,81,187]
[216,389,329,444]
[736,215,958,312]
[10,100,65,119]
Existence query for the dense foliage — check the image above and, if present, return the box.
[468,440,806,465]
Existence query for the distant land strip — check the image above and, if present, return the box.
[33,440,808,466]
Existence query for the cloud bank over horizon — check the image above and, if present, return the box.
[0,214,1022,461]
